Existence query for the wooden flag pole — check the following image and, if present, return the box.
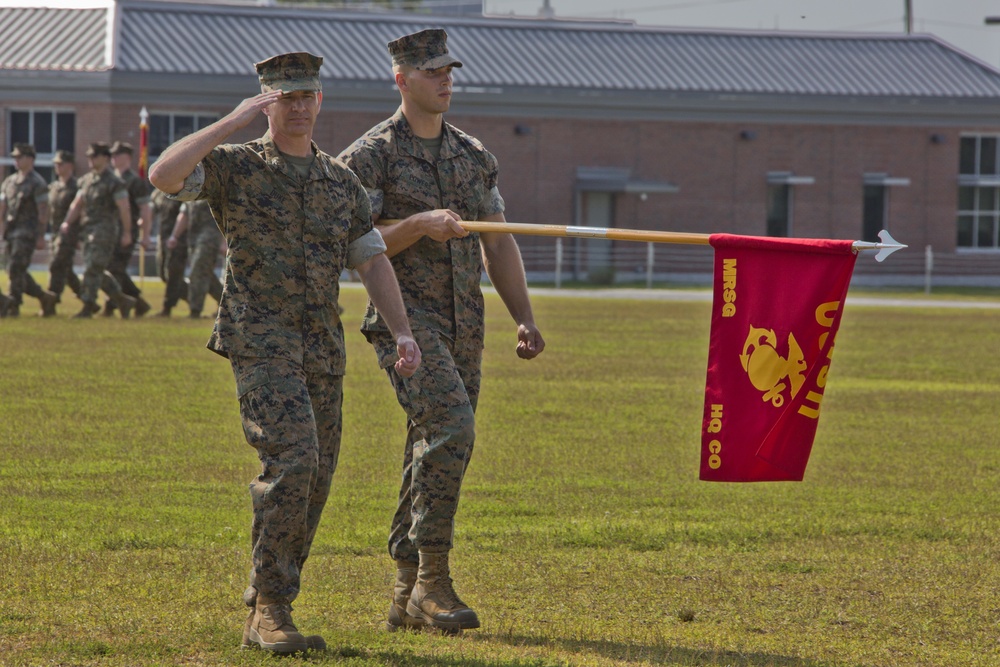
[138,106,149,288]
[379,221,907,261]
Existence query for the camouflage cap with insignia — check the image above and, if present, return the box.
[255,52,323,93]
[53,149,74,163]
[11,143,36,158]
[388,29,463,71]
[110,141,134,155]
[86,142,112,158]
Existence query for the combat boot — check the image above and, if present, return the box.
[73,301,100,318]
[0,294,11,318]
[406,549,480,632]
[241,608,326,652]
[244,596,309,654]
[155,306,172,317]
[387,559,424,632]
[112,293,137,319]
[102,301,116,317]
[38,290,58,317]
[134,296,151,317]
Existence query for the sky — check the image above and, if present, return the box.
[482,0,1000,67]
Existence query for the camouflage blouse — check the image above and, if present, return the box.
[171,132,381,375]
[118,167,150,234]
[339,108,504,348]
[1,169,48,240]
[48,176,78,227]
[75,168,128,229]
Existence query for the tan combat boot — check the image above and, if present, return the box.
[406,550,480,632]
[73,301,99,318]
[38,290,58,317]
[111,293,137,319]
[134,296,151,317]
[386,559,424,632]
[241,608,325,652]
[244,596,309,654]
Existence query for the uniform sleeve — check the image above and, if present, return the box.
[33,177,49,204]
[165,163,207,202]
[347,174,374,244]
[339,141,384,221]
[477,150,504,218]
[344,174,384,269]
[479,185,505,219]
[164,145,233,203]
[346,228,387,270]
[130,176,151,206]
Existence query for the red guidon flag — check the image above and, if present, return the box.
[701,234,858,482]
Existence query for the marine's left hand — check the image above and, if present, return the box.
[394,335,422,378]
[516,323,545,360]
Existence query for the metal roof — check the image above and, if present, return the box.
[3,0,1000,99]
[0,4,109,71]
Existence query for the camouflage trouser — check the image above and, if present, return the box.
[157,237,188,309]
[5,237,45,304]
[104,239,140,299]
[230,354,343,603]
[371,329,482,563]
[48,227,82,298]
[79,223,123,304]
[187,240,222,314]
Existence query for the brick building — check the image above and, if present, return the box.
[3,0,1000,285]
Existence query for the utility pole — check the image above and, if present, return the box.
[904,0,912,34]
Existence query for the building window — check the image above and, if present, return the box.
[862,174,910,243]
[958,135,1000,249]
[5,108,75,181]
[767,184,791,237]
[148,112,219,157]
[765,172,814,237]
[862,185,886,243]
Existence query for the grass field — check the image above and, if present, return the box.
[0,278,998,666]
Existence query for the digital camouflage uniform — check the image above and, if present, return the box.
[75,168,130,306]
[47,173,81,299]
[180,199,223,317]
[103,166,148,300]
[339,107,504,562]
[170,130,384,603]
[151,188,187,313]
[1,167,49,307]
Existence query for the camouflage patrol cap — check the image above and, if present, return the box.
[388,29,463,71]
[255,52,323,93]
[11,143,36,158]
[110,141,134,155]
[53,149,74,163]
[85,142,112,158]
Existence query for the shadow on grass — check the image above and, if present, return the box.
[479,633,837,667]
[298,643,831,667]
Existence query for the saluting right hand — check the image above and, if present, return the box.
[227,90,286,130]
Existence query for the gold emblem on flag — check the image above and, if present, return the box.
[739,326,807,407]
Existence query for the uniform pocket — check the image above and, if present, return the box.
[234,364,289,456]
